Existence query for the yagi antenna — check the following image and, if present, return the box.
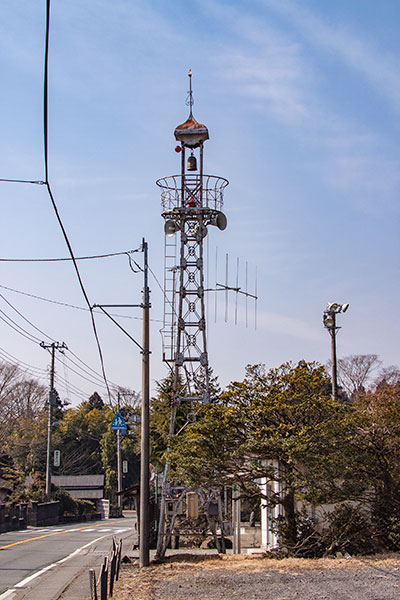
[207,249,258,328]
[225,253,228,323]
[214,246,218,324]
[234,257,239,325]
[245,260,248,328]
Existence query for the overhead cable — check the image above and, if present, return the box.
[0,284,163,323]
[0,249,141,262]
[0,293,54,343]
[0,179,45,185]
[43,0,111,402]
[0,310,42,344]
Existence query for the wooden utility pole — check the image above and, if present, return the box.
[140,239,151,567]
[40,341,67,501]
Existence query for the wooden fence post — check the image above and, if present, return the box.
[100,557,108,600]
[89,568,98,600]
[116,540,122,581]
[109,549,116,597]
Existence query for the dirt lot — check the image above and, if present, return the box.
[111,553,400,600]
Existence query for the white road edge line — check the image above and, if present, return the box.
[0,533,112,597]
[0,590,16,600]
[56,534,110,564]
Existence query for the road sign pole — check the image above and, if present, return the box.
[117,393,122,508]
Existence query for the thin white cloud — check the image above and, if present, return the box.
[213,301,323,343]
[201,0,399,206]
[263,0,400,112]
[198,0,311,123]
[220,49,309,123]
[257,307,323,342]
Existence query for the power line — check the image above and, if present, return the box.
[0,294,54,343]
[0,310,42,344]
[54,372,95,402]
[0,291,121,389]
[0,344,107,403]
[60,356,113,389]
[0,346,48,378]
[0,179,45,185]
[43,0,111,402]
[65,349,120,388]
[0,283,163,323]
[0,249,140,262]
[0,293,129,395]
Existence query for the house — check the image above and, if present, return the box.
[51,475,109,518]
[51,475,105,499]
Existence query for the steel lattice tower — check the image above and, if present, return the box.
[157,71,228,411]
[155,72,228,558]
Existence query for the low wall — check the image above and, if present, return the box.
[60,512,101,523]
[0,502,28,533]
[28,501,60,527]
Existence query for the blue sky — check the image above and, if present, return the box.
[0,0,399,404]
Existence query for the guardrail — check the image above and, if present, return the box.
[89,537,122,600]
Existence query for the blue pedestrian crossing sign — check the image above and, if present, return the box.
[110,412,127,431]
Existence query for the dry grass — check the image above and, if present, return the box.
[110,553,400,600]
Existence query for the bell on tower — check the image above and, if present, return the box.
[187,152,197,171]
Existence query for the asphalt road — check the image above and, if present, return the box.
[0,514,137,600]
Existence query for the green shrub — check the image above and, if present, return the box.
[52,487,78,516]
[324,503,376,556]
[76,499,95,515]
[273,511,324,557]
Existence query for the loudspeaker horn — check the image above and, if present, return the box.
[210,211,227,231]
[164,220,178,236]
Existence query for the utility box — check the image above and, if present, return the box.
[186,492,199,519]
[166,499,184,517]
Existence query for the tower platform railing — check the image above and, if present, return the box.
[157,174,228,213]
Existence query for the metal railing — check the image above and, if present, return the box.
[157,174,228,213]
[89,537,122,600]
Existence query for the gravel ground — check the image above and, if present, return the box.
[111,553,400,600]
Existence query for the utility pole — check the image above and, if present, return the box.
[40,341,67,501]
[93,240,151,566]
[140,238,151,567]
[117,392,122,509]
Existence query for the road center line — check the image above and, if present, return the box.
[0,519,127,550]
[0,530,128,597]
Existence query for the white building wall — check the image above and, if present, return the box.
[260,459,281,549]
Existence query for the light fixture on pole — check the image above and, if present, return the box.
[323,302,349,402]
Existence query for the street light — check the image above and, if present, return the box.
[323,302,349,402]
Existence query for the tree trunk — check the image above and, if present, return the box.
[282,488,297,548]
